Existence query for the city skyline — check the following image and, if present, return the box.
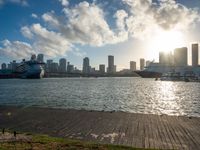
[0,0,200,70]
[1,42,199,73]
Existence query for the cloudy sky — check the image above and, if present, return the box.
[0,0,200,70]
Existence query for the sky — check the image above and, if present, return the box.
[0,0,200,70]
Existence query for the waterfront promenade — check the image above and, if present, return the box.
[0,106,200,149]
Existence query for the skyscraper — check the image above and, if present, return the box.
[140,58,145,70]
[82,57,90,74]
[11,60,18,72]
[99,64,105,74]
[192,43,199,66]
[159,51,173,65]
[46,59,53,72]
[107,55,115,74]
[31,54,37,60]
[67,62,74,73]
[1,63,6,70]
[146,60,151,67]
[51,63,59,72]
[59,58,67,72]
[130,61,136,71]
[174,47,188,66]
[37,54,44,62]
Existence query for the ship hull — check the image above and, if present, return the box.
[16,61,45,79]
[21,70,44,79]
[135,71,162,78]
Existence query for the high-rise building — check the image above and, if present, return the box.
[114,65,117,72]
[46,60,53,72]
[59,58,67,72]
[82,57,90,74]
[174,47,188,66]
[11,60,18,72]
[107,55,115,74]
[37,54,44,62]
[99,64,105,74]
[140,58,145,70]
[146,60,151,67]
[1,63,6,70]
[8,64,12,70]
[51,62,59,72]
[192,43,199,66]
[130,61,136,71]
[159,51,173,65]
[90,67,96,74]
[31,54,37,60]
[67,62,74,73]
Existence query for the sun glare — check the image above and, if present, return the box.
[148,30,185,54]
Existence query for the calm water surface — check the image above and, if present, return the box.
[0,77,200,117]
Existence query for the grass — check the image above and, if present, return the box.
[0,133,160,150]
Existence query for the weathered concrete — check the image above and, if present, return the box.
[0,106,199,149]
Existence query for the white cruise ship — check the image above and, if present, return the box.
[15,55,45,79]
[136,62,200,78]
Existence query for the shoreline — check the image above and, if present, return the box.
[0,105,200,149]
[0,104,199,118]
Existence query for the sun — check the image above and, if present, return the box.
[148,29,185,54]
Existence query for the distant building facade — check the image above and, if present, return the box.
[31,54,37,60]
[59,58,67,72]
[51,62,59,72]
[174,47,188,66]
[159,51,173,65]
[130,61,136,71]
[99,64,105,74]
[10,60,18,72]
[46,59,53,72]
[140,58,145,70]
[107,55,115,74]
[67,62,74,73]
[146,60,151,67]
[82,57,90,74]
[192,43,199,66]
[37,54,44,62]
[1,63,6,70]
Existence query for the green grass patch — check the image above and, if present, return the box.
[0,133,160,150]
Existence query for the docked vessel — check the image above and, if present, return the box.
[135,62,200,79]
[15,55,45,79]
[160,72,183,81]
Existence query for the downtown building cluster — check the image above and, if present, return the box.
[1,43,199,75]
[1,54,139,76]
[158,43,199,67]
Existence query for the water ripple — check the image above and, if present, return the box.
[0,77,200,117]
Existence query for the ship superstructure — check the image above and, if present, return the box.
[15,55,45,79]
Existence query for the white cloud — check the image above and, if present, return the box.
[62,1,116,46]
[31,23,72,57]
[59,0,69,7]
[42,0,200,46]
[42,11,60,28]
[0,39,35,59]
[21,24,72,57]
[122,0,200,39]
[31,13,38,19]
[0,0,29,6]
[43,2,128,46]
[21,26,33,39]
[1,0,200,60]
[114,10,128,31]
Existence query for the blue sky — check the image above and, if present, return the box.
[0,0,200,70]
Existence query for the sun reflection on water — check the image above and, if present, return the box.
[154,81,184,116]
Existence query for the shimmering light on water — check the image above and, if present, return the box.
[0,77,199,117]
